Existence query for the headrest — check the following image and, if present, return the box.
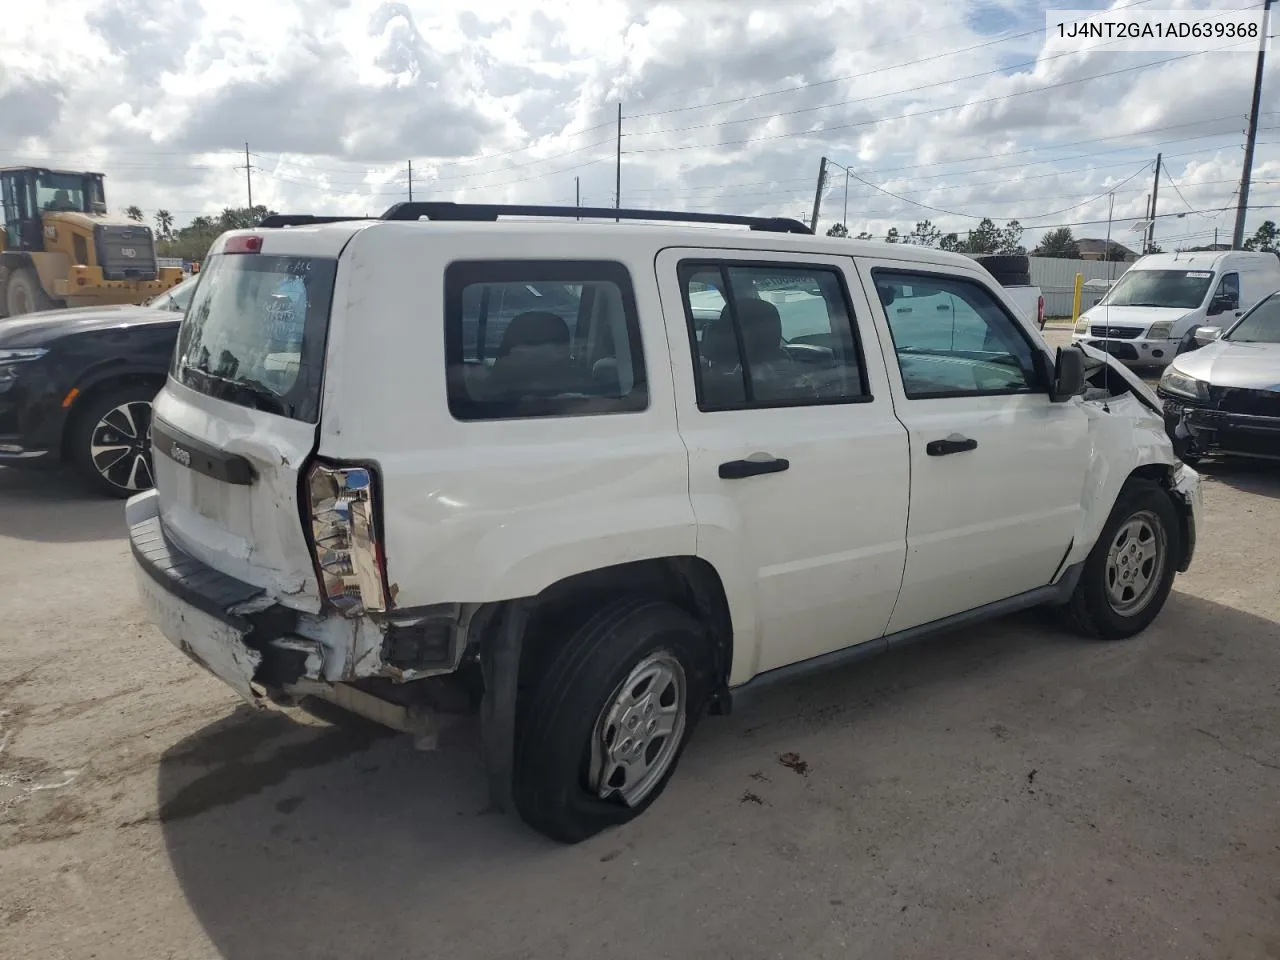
[498,311,570,357]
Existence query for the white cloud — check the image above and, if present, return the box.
[1,0,1276,248]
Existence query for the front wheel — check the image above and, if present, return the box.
[68,384,159,498]
[1063,479,1180,640]
[4,267,58,317]
[513,598,713,843]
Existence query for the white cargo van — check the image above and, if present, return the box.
[129,202,1200,843]
[1072,250,1280,367]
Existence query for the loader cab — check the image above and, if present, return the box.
[0,167,106,252]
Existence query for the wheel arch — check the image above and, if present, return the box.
[516,556,735,705]
[60,366,168,461]
[0,250,34,277]
[1065,399,1192,573]
[1127,463,1196,572]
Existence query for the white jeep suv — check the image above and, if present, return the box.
[129,202,1200,843]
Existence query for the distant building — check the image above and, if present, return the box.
[1076,238,1138,262]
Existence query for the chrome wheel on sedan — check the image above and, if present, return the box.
[90,400,154,493]
[70,385,161,498]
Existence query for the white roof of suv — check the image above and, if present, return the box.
[212,213,981,270]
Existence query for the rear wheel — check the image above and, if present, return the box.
[69,384,159,498]
[1063,479,1179,640]
[4,267,58,317]
[513,598,713,843]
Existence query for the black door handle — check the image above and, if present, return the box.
[719,456,790,480]
[926,436,978,457]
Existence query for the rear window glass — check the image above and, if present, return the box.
[172,253,337,423]
[444,260,647,421]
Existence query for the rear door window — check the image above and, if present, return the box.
[444,260,647,421]
[172,253,337,423]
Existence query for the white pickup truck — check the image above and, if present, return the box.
[972,254,1045,329]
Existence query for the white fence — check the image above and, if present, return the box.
[1029,257,1130,317]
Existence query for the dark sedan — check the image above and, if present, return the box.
[0,274,197,496]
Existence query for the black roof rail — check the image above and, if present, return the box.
[379,201,812,234]
[257,214,373,228]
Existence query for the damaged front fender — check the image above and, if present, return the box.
[1059,381,1201,574]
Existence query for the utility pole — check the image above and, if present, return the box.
[843,165,850,231]
[575,176,580,220]
[809,156,829,234]
[615,102,622,222]
[1233,0,1274,248]
[1145,153,1161,254]
[408,160,413,201]
[1105,192,1116,281]
[243,142,253,210]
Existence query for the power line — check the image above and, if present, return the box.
[843,160,1155,222]
[613,117,1260,199]
[628,20,1239,141]
[625,36,1268,156]
[1162,170,1223,220]
[624,0,1172,118]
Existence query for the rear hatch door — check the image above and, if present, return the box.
[150,235,344,612]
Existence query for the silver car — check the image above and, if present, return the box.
[1157,290,1280,463]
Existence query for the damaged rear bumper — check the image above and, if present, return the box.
[127,489,322,705]
[128,489,477,708]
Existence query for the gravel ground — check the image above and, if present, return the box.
[2,442,1278,959]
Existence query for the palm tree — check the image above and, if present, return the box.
[154,209,174,238]
[125,205,144,222]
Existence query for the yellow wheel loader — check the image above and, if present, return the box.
[0,166,183,318]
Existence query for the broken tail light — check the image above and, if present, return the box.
[307,463,388,616]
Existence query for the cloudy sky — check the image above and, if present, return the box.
[2,0,1278,248]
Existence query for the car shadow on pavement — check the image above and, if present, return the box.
[1195,458,1280,501]
[0,466,126,542]
[156,590,1280,960]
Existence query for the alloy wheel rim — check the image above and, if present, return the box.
[1104,509,1166,616]
[90,400,155,492]
[589,650,687,807]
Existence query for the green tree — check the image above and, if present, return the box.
[998,220,1025,255]
[826,222,848,238]
[939,232,961,252]
[125,205,144,222]
[154,209,174,238]
[854,231,874,240]
[885,226,902,243]
[960,218,1002,254]
[1243,220,1279,253]
[157,206,279,261]
[905,219,942,247]
[1033,226,1079,258]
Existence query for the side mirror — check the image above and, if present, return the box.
[1050,346,1085,402]
[1193,325,1223,346]
[1207,295,1237,316]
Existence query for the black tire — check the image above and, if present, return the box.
[68,383,159,498]
[4,266,58,317]
[994,271,1033,287]
[976,256,1031,287]
[513,597,714,844]
[976,254,1030,274]
[1063,479,1180,640]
